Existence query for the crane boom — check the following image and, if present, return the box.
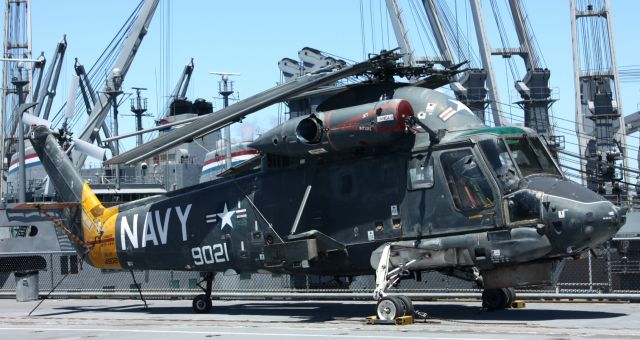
[161,58,194,118]
[74,0,159,168]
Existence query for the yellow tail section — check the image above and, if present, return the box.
[28,126,123,269]
[80,183,122,269]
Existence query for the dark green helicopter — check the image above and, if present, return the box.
[24,51,626,320]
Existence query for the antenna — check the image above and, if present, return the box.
[209,72,240,103]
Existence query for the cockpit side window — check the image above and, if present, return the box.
[440,149,494,211]
[408,153,434,190]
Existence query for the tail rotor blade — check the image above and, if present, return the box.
[72,138,106,160]
[22,113,52,129]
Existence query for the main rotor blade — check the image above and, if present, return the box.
[102,116,200,142]
[105,53,392,165]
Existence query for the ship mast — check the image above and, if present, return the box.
[130,87,148,147]
[210,72,239,171]
[1,0,32,200]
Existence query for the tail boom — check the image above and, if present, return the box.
[29,126,122,269]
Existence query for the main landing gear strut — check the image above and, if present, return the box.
[373,244,416,320]
[192,272,214,313]
[372,243,517,318]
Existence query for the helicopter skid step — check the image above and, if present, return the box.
[264,230,346,267]
[264,239,318,267]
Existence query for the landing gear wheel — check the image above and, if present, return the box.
[503,288,516,308]
[192,294,212,313]
[396,295,414,316]
[193,272,214,313]
[376,296,406,320]
[482,288,508,310]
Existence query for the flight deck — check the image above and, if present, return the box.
[0,299,637,339]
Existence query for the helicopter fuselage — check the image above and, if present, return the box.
[29,85,626,291]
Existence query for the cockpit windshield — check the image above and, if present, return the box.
[479,139,520,192]
[505,136,561,178]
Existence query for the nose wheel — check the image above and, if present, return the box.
[192,272,214,313]
[482,288,515,310]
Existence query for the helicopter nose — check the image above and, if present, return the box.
[588,201,627,243]
[537,179,626,256]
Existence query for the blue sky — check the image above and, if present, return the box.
[28,0,640,171]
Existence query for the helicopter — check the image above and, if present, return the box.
[22,50,626,320]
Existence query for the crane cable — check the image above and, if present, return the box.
[49,0,144,131]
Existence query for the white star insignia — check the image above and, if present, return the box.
[217,203,236,230]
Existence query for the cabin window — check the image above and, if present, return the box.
[408,154,434,190]
[440,149,494,211]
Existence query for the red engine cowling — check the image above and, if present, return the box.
[251,99,414,156]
